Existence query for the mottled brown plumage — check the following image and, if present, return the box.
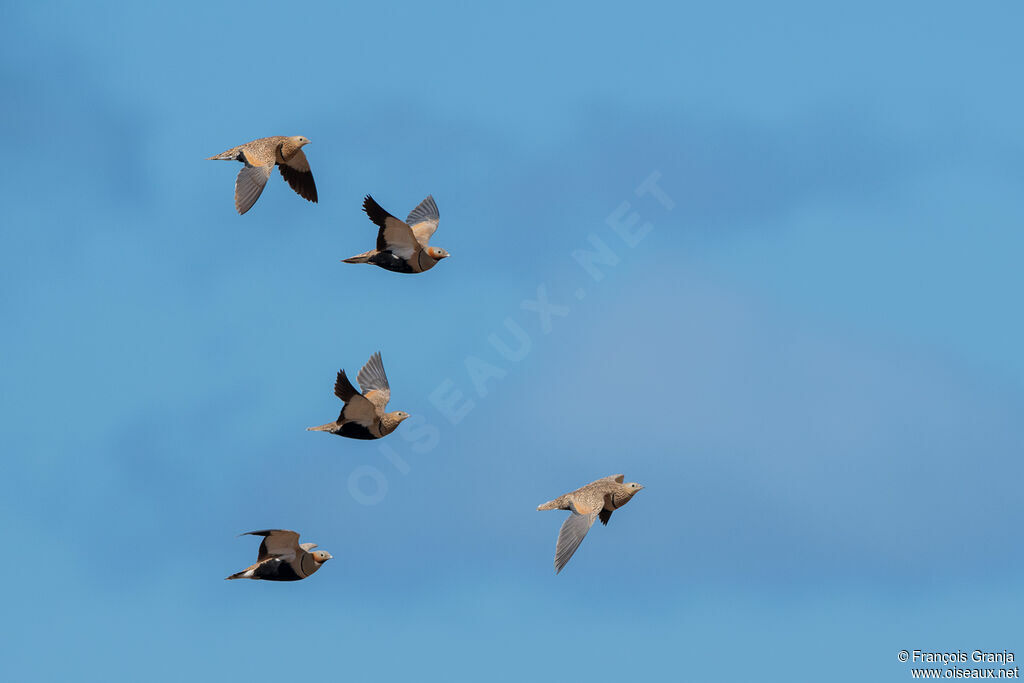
[537,474,644,573]
[207,135,318,214]
[306,352,409,440]
[225,529,332,581]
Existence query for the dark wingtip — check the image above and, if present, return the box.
[334,369,358,401]
[362,195,390,227]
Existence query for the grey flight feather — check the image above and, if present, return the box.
[554,501,599,573]
[406,195,440,246]
[356,351,390,395]
[235,164,273,215]
[405,195,438,225]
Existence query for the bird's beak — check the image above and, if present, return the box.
[325,553,333,561]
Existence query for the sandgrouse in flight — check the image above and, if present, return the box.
[226,529,332,581]
[207,136,318,214]
[344,195,449,273]
[537,474,644,573]
[307,352,409,439]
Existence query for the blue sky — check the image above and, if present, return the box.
[2,2,1023,680]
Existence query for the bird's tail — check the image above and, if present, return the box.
[342,251,374,264]
[306,422,336,432]
[537,499,561,511]
[206,147,242,161]
[225,569,253,580]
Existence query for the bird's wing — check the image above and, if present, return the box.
[405,195,440,247]
[334,370,380,425]
[363,195,420,260]
[299,542,318,551]
[596,474,625,484]
[342,395,379,426]
[554,499,600,573]
[364,390,389,412]
[598,508,613,526]
[357,351,391,409]
[242,529,301,561]
[234,159,274,215]
[279,149,318,203]
[333,369,359,402]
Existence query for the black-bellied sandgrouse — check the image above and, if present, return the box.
[537,474,644,573]
[343,195,450,273]
[207,136,318,214]
[225,530,331,581]
[307,352,409,439]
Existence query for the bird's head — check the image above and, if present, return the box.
[311,550,332,563]
[427,246,450,260]
[620,482,644,500]
[291,135,310,147]
[390,410,411,423]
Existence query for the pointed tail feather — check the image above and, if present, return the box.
[342,251,374,264]
[206,148,243,161]
[307,422,336,432]
[537,499,560,511]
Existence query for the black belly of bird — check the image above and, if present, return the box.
[338,422,378,440]
[369,251,416,274]
[255,558,302,581]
